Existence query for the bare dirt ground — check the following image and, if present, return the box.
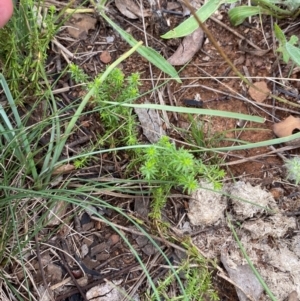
[10,0,300,300]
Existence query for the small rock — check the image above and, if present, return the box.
[100,50,112,64]
[142,243,157,256]
[221,251,264,301]
[269,187,284,200]
[109,234,120,245]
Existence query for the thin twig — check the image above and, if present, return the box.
[35,234,55,301]
[220,145,296,166]
[57,239,89,301]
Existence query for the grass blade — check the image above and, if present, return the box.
[100,13,181,83]
[162,0,239,39]
[103,101,265,122]
[227,216,277,300]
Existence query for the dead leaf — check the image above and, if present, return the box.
[273,115,300,146]
[115,0,151,19]
[38,285,54,301]
[288,291,299,301]
[167,2,181,10]
[52,163,75,175]
[67,14,96,39]
[135,101,166,143]
[100,50,111,64]
[221,250,264,301]
[168,27,204,66]
[86,280,123,301]
[248,81,270,103]
[47,264,62,283]
[46,201,68,226]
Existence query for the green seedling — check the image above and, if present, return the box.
[162,0,238,39]
[69,65,140,148]
[274,23,300,66]
[148,237,219,300]
[285,156,300,185]
[228,0,299,26]
[0,1,58,102]
[140,136,225,219]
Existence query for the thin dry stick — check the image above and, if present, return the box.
[182,0,300,108]
[57,239,88,301]
[220,146,299,166]
[35,235,55,301]
[123,252,161,301]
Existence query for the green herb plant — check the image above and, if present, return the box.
[69,64,140,148]
[284,156,300,185]
[148,238,219,301]
[140,136,225,220]
[228,0,300,27]
[274,23,300,67]
[0,0,58,102]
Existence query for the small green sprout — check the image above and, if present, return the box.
[285,157,300,185]
[140,136,225,219]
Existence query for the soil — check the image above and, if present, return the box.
[4,0,300,300]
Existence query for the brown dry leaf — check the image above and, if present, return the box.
[100,50,111,63]
[86,280,123,301]
[167,2,181,10]
[221,250,264,301]
[168,27,204,66]
[134,101,166,143]
[47,264,62,283]
[67,14,97,39]
[273,115,300,146]
[46,201,68,226]
[248,81,270,103]
[52,163,75,175]
[288,291,299,301]
[115,0,151,19]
